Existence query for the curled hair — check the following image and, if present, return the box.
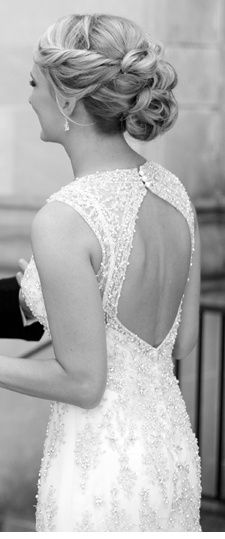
[34,14,178,141]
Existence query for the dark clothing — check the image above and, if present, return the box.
[0,277,44,341]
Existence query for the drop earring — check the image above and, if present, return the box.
[64,118,70,132]
[55,94,95,129]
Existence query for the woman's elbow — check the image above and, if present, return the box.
[173,330,199,360]
[80,383,106,409]
[72,374,107,410]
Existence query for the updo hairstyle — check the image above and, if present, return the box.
[34,14,178,141]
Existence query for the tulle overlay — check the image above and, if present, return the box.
[21,161,201,531]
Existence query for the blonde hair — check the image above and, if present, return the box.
[34,14,178,140]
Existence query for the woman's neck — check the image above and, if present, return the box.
[63,130,147,178]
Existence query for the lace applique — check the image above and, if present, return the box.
[35,402,68,506]
[139,161,195,273]
[105,304,182,404]
[21,177,114,333]
[169,460,201,531]
[73,418,105,491]
[105,487,134,532]
[139,489,163,531]
[102,161,194,357]
[104,175,146,318]
[20,161,201,531]
[73,510,96,532]
[107,301,182,362]
[21,255,50,336]
[47,179,111,297]
[105,316,201,530]
[117,451,138,498]
[36,484,57,532]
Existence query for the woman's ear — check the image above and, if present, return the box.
[62,96,77,117]
[56,93,77,117]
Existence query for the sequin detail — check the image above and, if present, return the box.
[21,160,201,531]
[36,485,57,532]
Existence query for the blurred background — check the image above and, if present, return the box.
[0,0,225,532]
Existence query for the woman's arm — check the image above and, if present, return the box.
[0,202,107,408]
[173,205,201,360]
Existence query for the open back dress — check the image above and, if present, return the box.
[21,160,201,531]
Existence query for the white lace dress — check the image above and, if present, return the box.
[21,160,201,531]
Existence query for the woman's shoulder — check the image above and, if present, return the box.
[31,195,97,266]
[31,179,102,257]
[31,200,75,245]
[46,177,90,203]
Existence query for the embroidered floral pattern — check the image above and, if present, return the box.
[36,484,57,531]
[21,161,201,531]
[73,419,105,491]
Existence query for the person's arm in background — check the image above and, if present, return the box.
[0,262,44,342]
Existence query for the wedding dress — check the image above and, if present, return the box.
[21,160,201,531]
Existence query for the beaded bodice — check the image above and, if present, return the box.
[24,160,201,532]
[21,160,195,355]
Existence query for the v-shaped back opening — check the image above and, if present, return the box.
[115,298,183,352]
[112,163,193,351]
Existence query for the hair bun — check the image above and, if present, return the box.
[125,56,178,141]
[35,14,178,140]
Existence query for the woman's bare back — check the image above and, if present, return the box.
[117,188,192,349]
[26,162,201,532]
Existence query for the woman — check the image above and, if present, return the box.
[0,14,201,531]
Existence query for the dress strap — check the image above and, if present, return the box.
[139,161,195,282]
[46,179,111,297]
[104,171,147,320]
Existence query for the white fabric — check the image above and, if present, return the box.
[19,305,36,327]
[21,161,201,531]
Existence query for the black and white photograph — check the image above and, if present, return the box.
[0,0,225,533]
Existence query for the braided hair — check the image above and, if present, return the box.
[34,14,178,140]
